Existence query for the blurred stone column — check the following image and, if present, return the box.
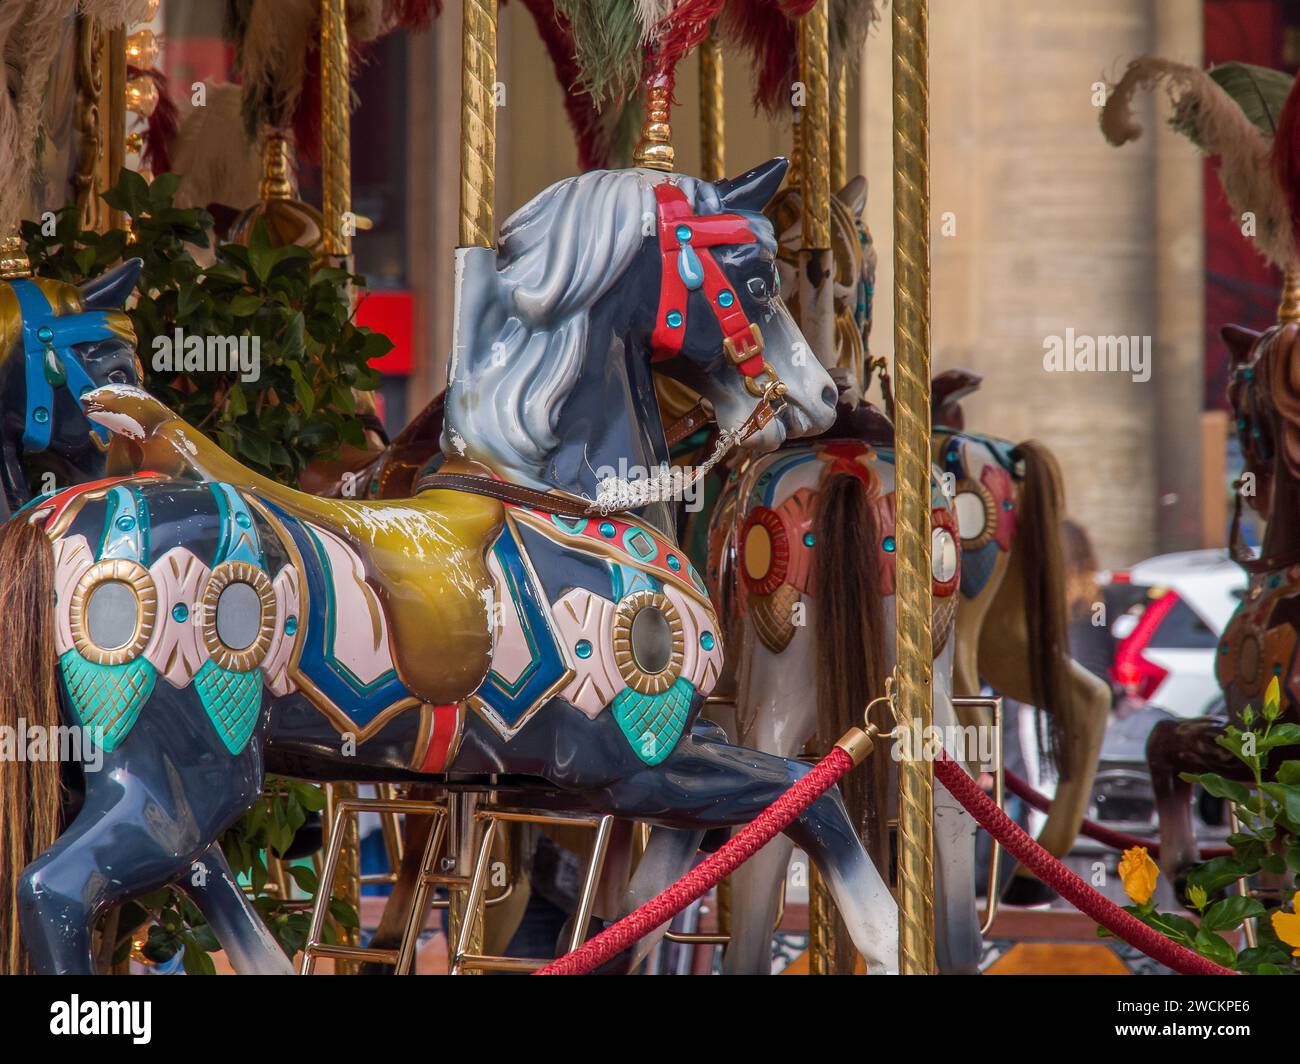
[1153,0,1205,551]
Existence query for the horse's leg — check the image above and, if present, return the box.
[592,730,898,974]
[1147,717,1244,882]
[931,640,982,974]
[621,825,706,971]
[978,556,1110,861]
[724,629,818,974]
[18,768,255,975]
[181,843,293,974]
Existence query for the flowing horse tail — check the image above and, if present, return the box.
[812,472,888,975]
[0,515,61,973]
[1009,439,1071,777]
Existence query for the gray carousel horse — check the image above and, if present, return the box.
[1,161,908,975]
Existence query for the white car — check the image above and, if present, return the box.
[1107,550,1246,719]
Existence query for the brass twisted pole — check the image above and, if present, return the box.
[459,0,498,248]
[798,2,831,250]
[831,65,848,194]
[320,0,351,257]
[699,28,725,183]
[798,0,835,375]
[891,0,936,975]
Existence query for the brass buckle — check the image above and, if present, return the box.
[744,361,786,400]
[723,323,764,366]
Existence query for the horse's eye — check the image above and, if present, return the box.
[747,277,768,300]
[108,369,130,385]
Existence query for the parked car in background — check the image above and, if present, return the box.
[1106,550,1246,719]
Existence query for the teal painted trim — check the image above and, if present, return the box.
[194,659,262,754]
[210,483,261,568]
[100,486,142,562]
[59,649,155,753]
[612,677,694,766]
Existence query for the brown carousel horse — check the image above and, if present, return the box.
[1147,321,1300,881]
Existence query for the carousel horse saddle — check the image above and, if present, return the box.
[84,387,505,710]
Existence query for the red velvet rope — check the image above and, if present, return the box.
[533,747,855,975]
[935,753,1235,976]
[535,747,1236,976]
[1003,767,1233,860]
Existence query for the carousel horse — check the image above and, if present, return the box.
[1147,321,1300,882]
[713,181,1109,973]
[0,161,914,976]
[0,262,143,519]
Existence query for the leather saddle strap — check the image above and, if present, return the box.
[663,399,713,447]
[1229,484,1300,574]
[415,471,593,519]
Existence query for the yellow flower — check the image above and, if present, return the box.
[1271,894,1300,957]
[1118,846,1159,906]
[1264,674,1282,722]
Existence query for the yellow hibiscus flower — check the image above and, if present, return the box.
[1271,893,1300,957]
[1118,846,1159,906]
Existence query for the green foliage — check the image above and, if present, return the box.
[26,169,374,970]
[23,168,389,483]
[110,778,354,971]
[1109,681,1300,973]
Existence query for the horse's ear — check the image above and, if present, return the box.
[1221,323,1260,366]
[837,175,868,221]
[716,158,789,213]
[79,258,142,310]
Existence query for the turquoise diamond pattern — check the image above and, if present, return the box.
[611,676,694,766]
[195,659,262,755]
[60,649,155,753]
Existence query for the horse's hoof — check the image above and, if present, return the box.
[1002,873,1058,906]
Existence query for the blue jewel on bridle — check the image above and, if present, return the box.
[11,279,118,452]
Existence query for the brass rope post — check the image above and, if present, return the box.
[320,0,351,257]
[797,0,836,370]
[699,28,725,182]
[1280,268,1300,324]
[891,0,936,975]
[459,0,498,247]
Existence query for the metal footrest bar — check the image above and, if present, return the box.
[299,795,448,975]
[449,807,616,975]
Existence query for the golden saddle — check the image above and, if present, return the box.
[87,386,504,707]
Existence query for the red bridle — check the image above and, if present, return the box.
[650,183,771,393]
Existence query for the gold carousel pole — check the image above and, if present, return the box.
[448,0,499,970]
[459,0,497,248]
[798,0,838,975]
[892,0,936,975]
[318,0,362,974]
[798,1,836,371]
[699,26,725,183]
[831,65,848,194]
[321,0,352,258]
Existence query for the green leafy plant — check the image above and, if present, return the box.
[1105,675,1300,973]
[24,170,376,970]
[23,168,390,482]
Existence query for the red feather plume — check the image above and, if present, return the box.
[128,65,179,176]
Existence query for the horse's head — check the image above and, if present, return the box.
[767,174,874,383]
[1225,322,1297,518]
[644,159,838,452]
[444,165,837,501]
[0,260,142,509]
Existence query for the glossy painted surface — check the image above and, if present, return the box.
[11,164,908,974]
[0,263,142,519]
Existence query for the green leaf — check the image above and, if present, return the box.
[180,936,217,975]
[289,863,319,894]
[1188,855,1254,894]
[1201,894,1266,931]
[1261,782,1300,826]
[1208,62,1295,135]
[328,899,361,929]
[1188,772,1252,805]
[1193,927,1238,967]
